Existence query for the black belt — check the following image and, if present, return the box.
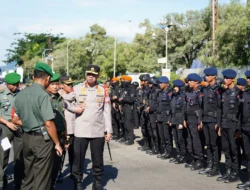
[203,111,217,117]
[26,130,43,136]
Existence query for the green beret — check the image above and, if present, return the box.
[50,73,60,82]
[34,62,53,77]
[5,73,21,84]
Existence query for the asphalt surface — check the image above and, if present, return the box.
[5,129,246,190]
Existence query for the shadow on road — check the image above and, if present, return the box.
[54,158,119,190]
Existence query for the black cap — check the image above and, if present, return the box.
[148,76,159,85]
[86,64,100,75]
[139,74,150,81]
[60,76,73,84]
[132,81,139,86]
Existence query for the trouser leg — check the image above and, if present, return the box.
[90,138,105,190]
[0,125,14,188]
[221,128,232,170]
[72,137,89,181]
[13,130,24,188]
[188,123,203,161]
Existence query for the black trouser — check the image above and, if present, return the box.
[221,127,239,172]
[123,105,134,141]
[149,114,159,146]
[21,133,54,190]
[140,112,149,140]
[111,107,120,137]
[68,134,74,175]
[203,122,219,165]
[0,124,24,188]
[51,132,65,188]
[172,124,186,156]
[186,122,203,161]
[157,121,172,153]
[73,137,105,181]
[133,106,140,128]
[242,130,250,175]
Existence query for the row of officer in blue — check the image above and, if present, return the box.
[132,68,250,189]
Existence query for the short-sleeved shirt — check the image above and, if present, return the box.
[64,81,112,138]
[0,86,19,122]
[14,83,55,132]
[49,93,65,132]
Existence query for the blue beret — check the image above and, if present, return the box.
[245,70,250,78]
[204,67,217,76]
[237,78,247,86]
[222,69,237,78]
[158,76,169,83]
[187,73,202,83]
[173,79,185,87]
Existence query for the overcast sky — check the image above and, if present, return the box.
[0,0,246,66]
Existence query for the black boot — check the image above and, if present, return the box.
[157,144,166,158]
[92,176,106,190]
[237,173,250,189]
[118,137,126,143]
[175,155,186,164]
[185,160,195,168]
[207,164,220,177]
[150,142,159,155]
[224,171,239,183]
[198,160,213,175]
[191,160,203,171]
[170,154,180,163]
[217,168,231,182]
[139,139,150,151]
[124,140,134,146]
[161,151,172,160]
[74,179,83,190]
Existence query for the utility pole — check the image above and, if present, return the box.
[212,0,218,54]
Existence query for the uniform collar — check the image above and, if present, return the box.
[84,81,98,89]
[33,82,46,91]
[49,92,61,100]
[5,86,18,96]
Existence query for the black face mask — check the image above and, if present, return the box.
[111,82,119,87]
[121,81,130,88]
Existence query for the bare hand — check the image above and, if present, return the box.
[198,123,202,131]
[235,131,241,139]
[119,98,123,102]
[218,127,221,136]
[105,133,112,142]
[55,144,63,157]
[75,107,85,114]
[183,120,187,128]
[145,107,150,113]
[215,124,218,131]
[168,122,172,127]
[6,122,18,131]
[64,144,70,150]
[178,124,183,129]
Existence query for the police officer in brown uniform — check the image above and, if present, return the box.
[64,65,112,190]
[12,62,63,190]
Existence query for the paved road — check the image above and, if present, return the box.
[6,129,246,190]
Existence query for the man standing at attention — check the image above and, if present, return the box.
[64,64,112,190]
